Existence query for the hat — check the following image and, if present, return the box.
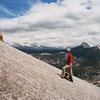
[67,48,71,51]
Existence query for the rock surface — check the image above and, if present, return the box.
[0,42,100,100]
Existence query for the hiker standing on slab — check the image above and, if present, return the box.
[60,48,73,82]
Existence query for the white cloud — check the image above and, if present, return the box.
[0,0,100,47]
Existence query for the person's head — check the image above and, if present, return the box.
[67,48,71,52]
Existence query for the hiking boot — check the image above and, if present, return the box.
[70,77,73,82]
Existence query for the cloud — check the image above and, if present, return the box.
[0,0,100,47]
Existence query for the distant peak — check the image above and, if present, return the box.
[94,45,100,50]
[80,42,90,48]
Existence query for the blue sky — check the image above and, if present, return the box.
[0,0,57,18]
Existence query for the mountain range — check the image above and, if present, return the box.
[11,41,100,52]
[11,42,66,53]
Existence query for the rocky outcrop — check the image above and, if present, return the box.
[0,42,100,100]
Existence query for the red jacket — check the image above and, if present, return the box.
[67,52,72,65]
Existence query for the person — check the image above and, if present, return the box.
[0,33,4,42]
[60,48,73,82]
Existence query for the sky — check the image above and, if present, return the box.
[0,0,57,18]
[0,0,100,47]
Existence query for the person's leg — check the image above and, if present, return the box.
[61,65,67,78]
[69,65,73,82]
[65,64,73,82]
